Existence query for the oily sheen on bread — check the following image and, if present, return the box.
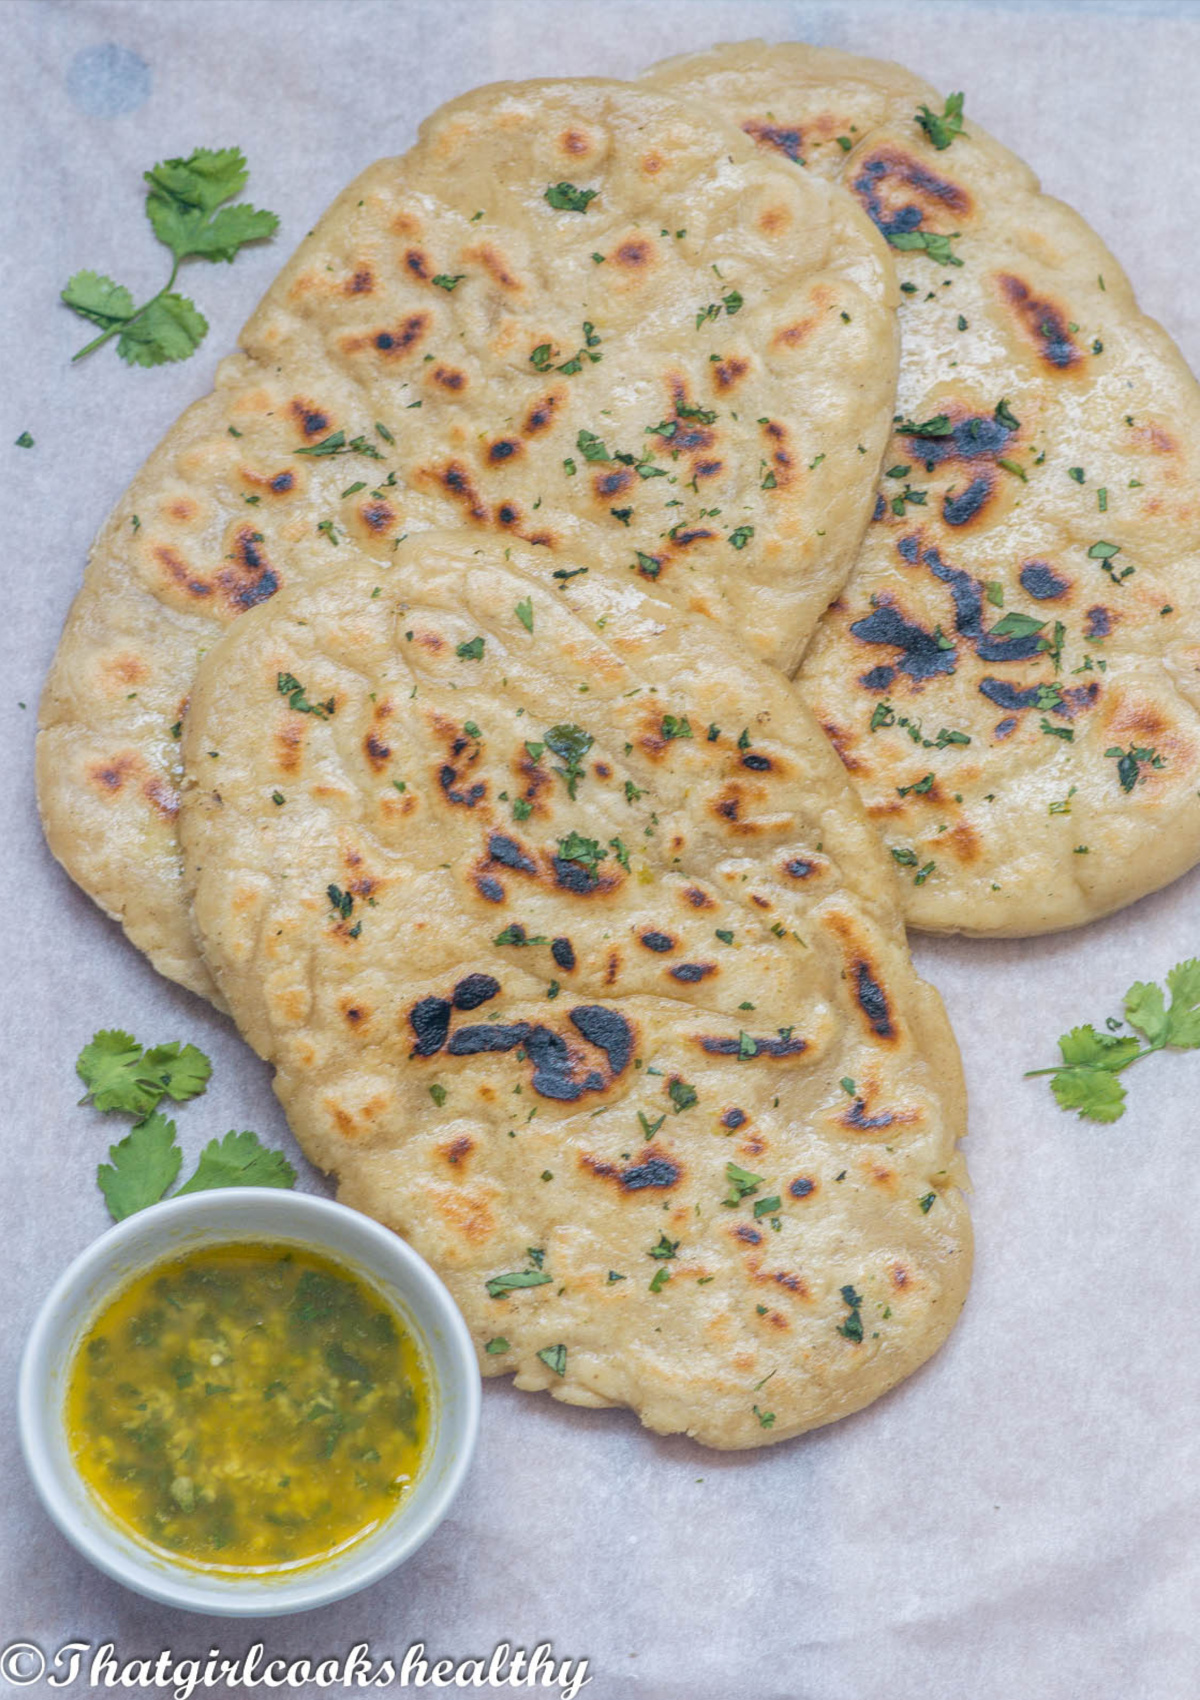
[37,74,898,1002]
[178,533,970,1449]
[648,42,1200,935]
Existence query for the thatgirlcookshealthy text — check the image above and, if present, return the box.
[0,1640,592,1698]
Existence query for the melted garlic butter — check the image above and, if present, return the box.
[65,1242,431,1572]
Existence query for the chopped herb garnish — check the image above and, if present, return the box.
[915,91,965,150]
[1105,743,1164,793]
[486,1269,553,1297]
[837,1284,864,1343]
[276,671,334,718]
[576,429,610,463]
[897,412,953,439]
[544,182,597,213]
[493,923,548,947]
[296,430,383,459]
[722,1162,763,1207]
[545,723,593,798]
[989,611,1045,640]
[556,831,607,874]
[669,1079,698,1114]
[887,229,963,266]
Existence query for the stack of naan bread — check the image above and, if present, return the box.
[38,44,1200,1447]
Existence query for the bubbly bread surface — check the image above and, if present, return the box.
[179,533,970,1449]
[649,41,1200,934]
[37,74,898,998]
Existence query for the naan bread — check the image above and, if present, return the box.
[649,42,1200,934]
[179,533,970,1449]
[37,75,898,1001]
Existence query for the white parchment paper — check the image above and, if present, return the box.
[2,3,1199,1696]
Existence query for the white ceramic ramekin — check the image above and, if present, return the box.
[18,1188,480,1615]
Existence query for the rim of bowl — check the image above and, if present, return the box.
[18,1188,481,1616]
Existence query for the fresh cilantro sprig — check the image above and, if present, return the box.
[63,147,278,367]
[77,1029,296,1219]
[1025,959,1200,1122]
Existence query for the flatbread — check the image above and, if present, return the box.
[37,75,898,1001]
[178,532,970,1449]
[648,42,1200,935]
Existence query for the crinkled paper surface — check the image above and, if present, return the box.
[2,3,1198,1696]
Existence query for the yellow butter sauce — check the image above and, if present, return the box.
[65,1242,431,1573]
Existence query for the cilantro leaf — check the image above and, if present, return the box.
[175,1129,296,1196]
[722,1161,763,1206]
[888,229,963,266]
[897,413,953,439]
[557,831,606,873]
[61,270,137,330]
[140,1041,213,1103]
[989,611,1045,640]
[545,723,593,798]
[146,195,277,263]
[143,145,277,259]
[97,1112,183,1222]
[1164,959,1200,1048]
[144,146,250,214]
[669,1078,698,1113]
[1048,1067,1127,1123]
[117,292,208,366]
[544,182,597,213]
[77,1030,154,1115]
[915,92,965,151]
[1057,1025,1140,1071]
[485,1269,553,1297]
[77,1031,213,1115]
[1123,982,1169,1047]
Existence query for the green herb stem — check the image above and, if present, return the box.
[72,258,181,362]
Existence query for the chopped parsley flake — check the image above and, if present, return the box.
[544,182,597,213]
[915,91,965,150]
